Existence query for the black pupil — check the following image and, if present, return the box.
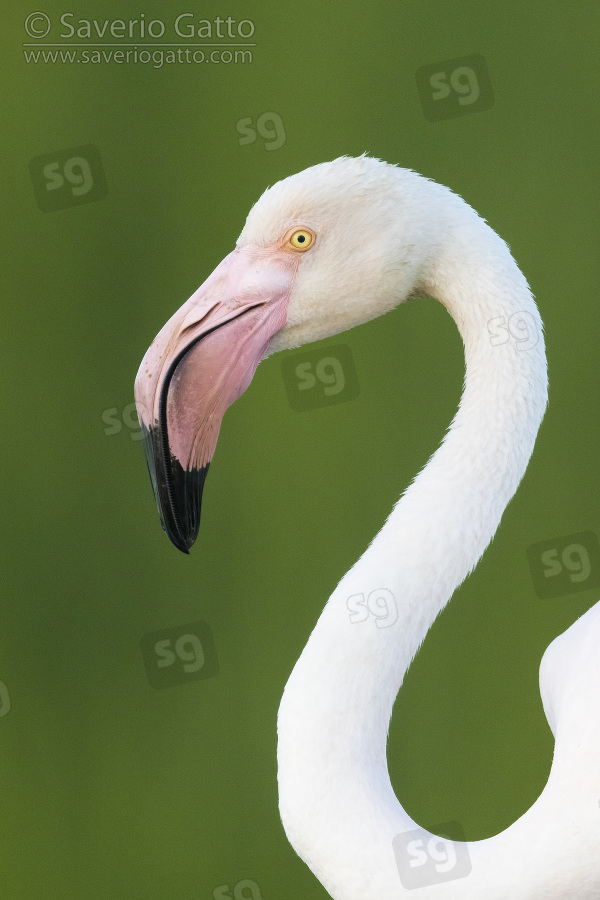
[297,234,305,243]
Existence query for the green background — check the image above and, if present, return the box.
[1,1,599,897]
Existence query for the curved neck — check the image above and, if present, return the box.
[277,199,556,899]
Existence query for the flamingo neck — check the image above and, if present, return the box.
[276,203,553,899]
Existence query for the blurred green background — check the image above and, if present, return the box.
[1,1,599,897]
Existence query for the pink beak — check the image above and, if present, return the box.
[134,245,300,553]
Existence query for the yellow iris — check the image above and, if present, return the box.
[289,228,315,251]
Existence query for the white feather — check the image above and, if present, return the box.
[239,157,600,899]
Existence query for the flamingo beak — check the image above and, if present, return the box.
[134,245,300,554]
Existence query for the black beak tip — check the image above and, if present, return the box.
[140,423,209,555]
[168,530,192,556]
[164,460,209,554]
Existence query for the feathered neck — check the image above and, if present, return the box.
[276,180,554,900]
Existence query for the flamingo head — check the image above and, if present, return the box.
[135,156,432,553]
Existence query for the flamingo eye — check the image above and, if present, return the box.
[288,228,315,251]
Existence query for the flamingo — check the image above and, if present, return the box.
[135,156,600,899]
